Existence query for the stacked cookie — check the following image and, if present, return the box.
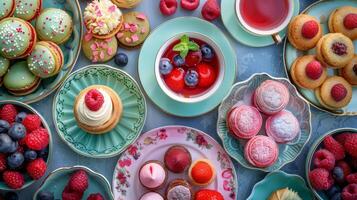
[0,0,73,96]
[288,6,357,110]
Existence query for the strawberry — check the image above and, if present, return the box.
[25,128,49,151]
[3,171,24,189]
[301,20,319,39]
[195,189,224,200]
[305,61,323,80]
[201,0,220,21]
[197,63,216,88]
[181,0,200,11]
[0,153,7,172]
[159,0,177,16]
[185,51,202,67]
[344,13,357,30]
[0,104,17,123]
[26,158,47,180]
[85,89,104,111]
[165,68,185,92]
[22,114,42,132]
[87,193,104,200]
[68,170,88,192]
[62,185,83,200]
[331,83,347,102]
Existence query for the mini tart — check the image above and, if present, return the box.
[36,8,73,44]
[268,188,302,200]
[341,55,357,85]
[116,11,150,48]
[111,0,142,9]
[73,85,122,134]
[265,110,300,143]
[14,0,42,21]
[0,17,37,59]
[287,14,322,50]
[0,56,10,77]
[164,145,192,173]
[328,6,357,40]
[290,55,327,89]
[27,41,64,78]
[3,61,41,96]
[166,179,193,200]
[82,35,118,63]
[0,0,16,20]
[315,76,352,109]
[316,33,354,68]
[140,192,164,200]
[139,160,168,190]
[244,135,279,168]
[188,159,216,186]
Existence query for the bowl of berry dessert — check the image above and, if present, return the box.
[0,100,52,190]
[155,33,225,103]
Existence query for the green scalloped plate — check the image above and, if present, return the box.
[53,65,147,158]
[0,0,82,104]
[33,166,114,200]
[217,73,312,172]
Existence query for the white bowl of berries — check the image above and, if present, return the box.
[155,32,225,103]
[0,100,52,190]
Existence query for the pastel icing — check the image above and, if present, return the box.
[167,185,191,200]
[84,0,122,35]
[27,43,56,77]
[139,162,166,189]
[4,61,37,90]
[266,110,300,143]
[140,192,164,200]
[14,0,41,21]
[0,56,10,77]
[245,135,278,168]
[36,8,73,44]
[0,0,15,20]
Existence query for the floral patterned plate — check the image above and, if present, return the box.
[112,126,237,200]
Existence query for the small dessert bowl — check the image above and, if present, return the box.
[155,32,225,104]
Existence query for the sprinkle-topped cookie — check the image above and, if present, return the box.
[14,0,42,21]
[0,0,15,20]
[111,0,142,9]
[82,35,118,63]
[36,8,73,44]
[0,56,10,77]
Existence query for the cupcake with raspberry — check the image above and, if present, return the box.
[73,85,122,134]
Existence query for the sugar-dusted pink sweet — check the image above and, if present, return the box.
[253,80,290,115]
[265,110,300,143]
[244,135,279,168]
[227,104,262,139]
[139,161,167,189]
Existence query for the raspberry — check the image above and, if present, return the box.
[331,83,347,102]
[323,135,345,160]
[313,149,336,170]
[62,185,83,200]
[159,0,177,16]
[337,160,352,178]
[181,0,200,11]
[342,184,357,200]
[25,128,49,151]
[344,13,357,30]
[347,173,357,184]
[2,171,24,189]
[305,61,323,80]
[0,153,7,172]
[22,114,42,132]
[309,168,334,190]
[68,170,88,192]
[84,89,104,111]
[332,42,347,56]
[0,104,17,123]
[345,134,357,157]
[87,193,104,200]
[301,20,319,39]
[335,132,352,146]
[201,0,220,21]
[26,158,47,180]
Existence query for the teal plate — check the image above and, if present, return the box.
[306,128,357,200]
[0,0,82,104]
[0,100,52,191]
[53,65,147,158]
[247,171,314,200]
[284,0,357,115]
[138,17,237,117]
[33,166,114,200]
[221,0,299,47]
[217,73,311,172]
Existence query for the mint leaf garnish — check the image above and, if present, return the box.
[172,34,199,59]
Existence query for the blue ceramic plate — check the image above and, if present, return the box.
[247,171,314,200]
[221,0,299,47]
[138,17,237,117]
[284,0,357,115]
[53,65,147,158]
[217,73,311,172]
[0,0,82,104]
[33,166,114,200]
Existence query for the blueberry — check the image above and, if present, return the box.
[0,120,10,133]
[114,53,128,67]
[37,191,54,200]
[7,141,18,153]
[201,44,214,61]
[327,185,341,197]
[333,167,344,182]
[8,123,26,141]
[184,70,199,87]
[159,58,173,75]
[4,192,18,200]
[37,148,48,160]
[24,150,37,161]
[15,112,27,123]
[331,193,341,200]
[173,55,185,67]
[7,152,24,169]
[0,133,13,153]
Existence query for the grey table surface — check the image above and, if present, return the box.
[16,0,357,199]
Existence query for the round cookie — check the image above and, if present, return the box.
[3,61,41,96]
[328,6,357,40]
[244,135,279,168]
[27,41,64,78]
[14,0,42,21]
[290,55,327,89]
[111,0,141,9]
[36,8,73,44]
[0,0,15,21]
[116,12,150,48]
[341,55,357,85]
[287,14,322,51]
[0,17,37,59]
[82,35,118,63]
[0,56,10,77]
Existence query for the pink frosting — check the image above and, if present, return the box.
[139,162,166,189]
[140,192,164,200]
[266,110,300,143]
[244,135,278,168]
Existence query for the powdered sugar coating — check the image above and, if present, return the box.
[244,135,278,168]
[266,110,300,143]
[167,185,191,200]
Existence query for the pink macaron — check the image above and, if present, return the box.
[265,110,300,143]
[227,104,263,139]
[253,80,290,115]
[244,135,279,168]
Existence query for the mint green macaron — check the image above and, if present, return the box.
[0,56,10,77]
